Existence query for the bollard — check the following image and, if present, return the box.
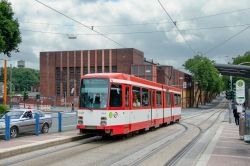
[58,112,62,132]
[5,115,10,140]
[35,113,40,136]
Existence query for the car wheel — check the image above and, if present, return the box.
[41,123,49,133]
[10,126,18,138]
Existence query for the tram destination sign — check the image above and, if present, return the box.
[236,80,245,104]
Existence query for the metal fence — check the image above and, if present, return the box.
[0,111,77,141]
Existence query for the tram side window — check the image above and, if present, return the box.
[132,86,141,107]
[166,92,171,107]
[174,94,181,106]
[125,87,129,107]
[156,91,162,106]
[109,84,122,107]
[142,88,149,107]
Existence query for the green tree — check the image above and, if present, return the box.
[184,55,224,107]
[0,67,40,93]
[0,0,21,57]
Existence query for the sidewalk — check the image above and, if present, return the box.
[197,122,250,166]
[0,130,84,159]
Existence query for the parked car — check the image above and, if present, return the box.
[0,109,52,138]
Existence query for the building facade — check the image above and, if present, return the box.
[157,65,193,108]
[40,48,193,108]
[40,48,157,106]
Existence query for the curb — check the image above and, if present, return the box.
[0,134,86,159]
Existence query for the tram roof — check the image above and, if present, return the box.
[82,73,181,92]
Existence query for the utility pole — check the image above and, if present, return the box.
[4,59,7,106]
[10,64,12,108]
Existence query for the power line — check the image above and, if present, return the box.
[20,23,250,36]
[205,25,250,54]
[20,7,250,28]
[157,0,197,55]
[34,0,126,48]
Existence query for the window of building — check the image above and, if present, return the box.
[55,67,60,96]
[132,86,141,107]
[83,67,88,75]
[105,66,109,73]
[75,67,80,96]
[125,87,129,107]
[166,92,171,107]
[109,84,122,107]
[97,66,102,73]
[132,65,138,75]
[112,66,117,72]
[90,66,95,73]
[69,67,74,96]
[139,65,145,75]
[142,88,149,107]
[145,66,152,75]
[156,91,162,106]
[62,67,67,97]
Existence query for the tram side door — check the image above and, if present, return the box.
[124,85,131,133]
[171,93,174,122]
[150,90,154,126]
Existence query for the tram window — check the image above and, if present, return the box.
[109,84,122,107]
[125,87,129,107]
[174,94,181,106]
[156,91,162,106]
[132,86,141,107]
[142,88,149,107]
[166,92,171,107]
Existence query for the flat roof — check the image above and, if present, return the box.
[215,63,250,77]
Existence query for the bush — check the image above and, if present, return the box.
[0,104,7,115]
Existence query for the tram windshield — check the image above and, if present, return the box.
[79,78,109,109]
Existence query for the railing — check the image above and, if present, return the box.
[0,111,77,141]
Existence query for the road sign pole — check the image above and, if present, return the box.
[229,76,232,123]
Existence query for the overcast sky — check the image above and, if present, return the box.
[5,0,250,70]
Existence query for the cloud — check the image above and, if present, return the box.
[6,0,250,70]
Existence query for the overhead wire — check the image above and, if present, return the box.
[157,0,197,55]
[205,25,250,54]
[20,23,250,36]
[34,0,126,48]
[20,7,250,28]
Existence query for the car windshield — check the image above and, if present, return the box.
[79,78,109,109]
[1,111,24,119]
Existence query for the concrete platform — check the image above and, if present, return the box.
[198,122,250,166]
[0,130,84,159]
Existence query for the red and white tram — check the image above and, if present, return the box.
[77,73,181,136]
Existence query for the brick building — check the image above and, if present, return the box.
[40,48,194,108]
[157,65,193,108]
[40,48,157,106]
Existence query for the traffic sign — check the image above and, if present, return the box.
[236,80,245,104]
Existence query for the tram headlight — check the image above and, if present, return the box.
[78,116,83,124]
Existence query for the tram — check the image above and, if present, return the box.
[77,73,181,136]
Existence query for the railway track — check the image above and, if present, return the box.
[165,110,225,166]
[0,101,227,166]
[108,104,226,166]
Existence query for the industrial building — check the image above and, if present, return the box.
[40,48,193,107]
